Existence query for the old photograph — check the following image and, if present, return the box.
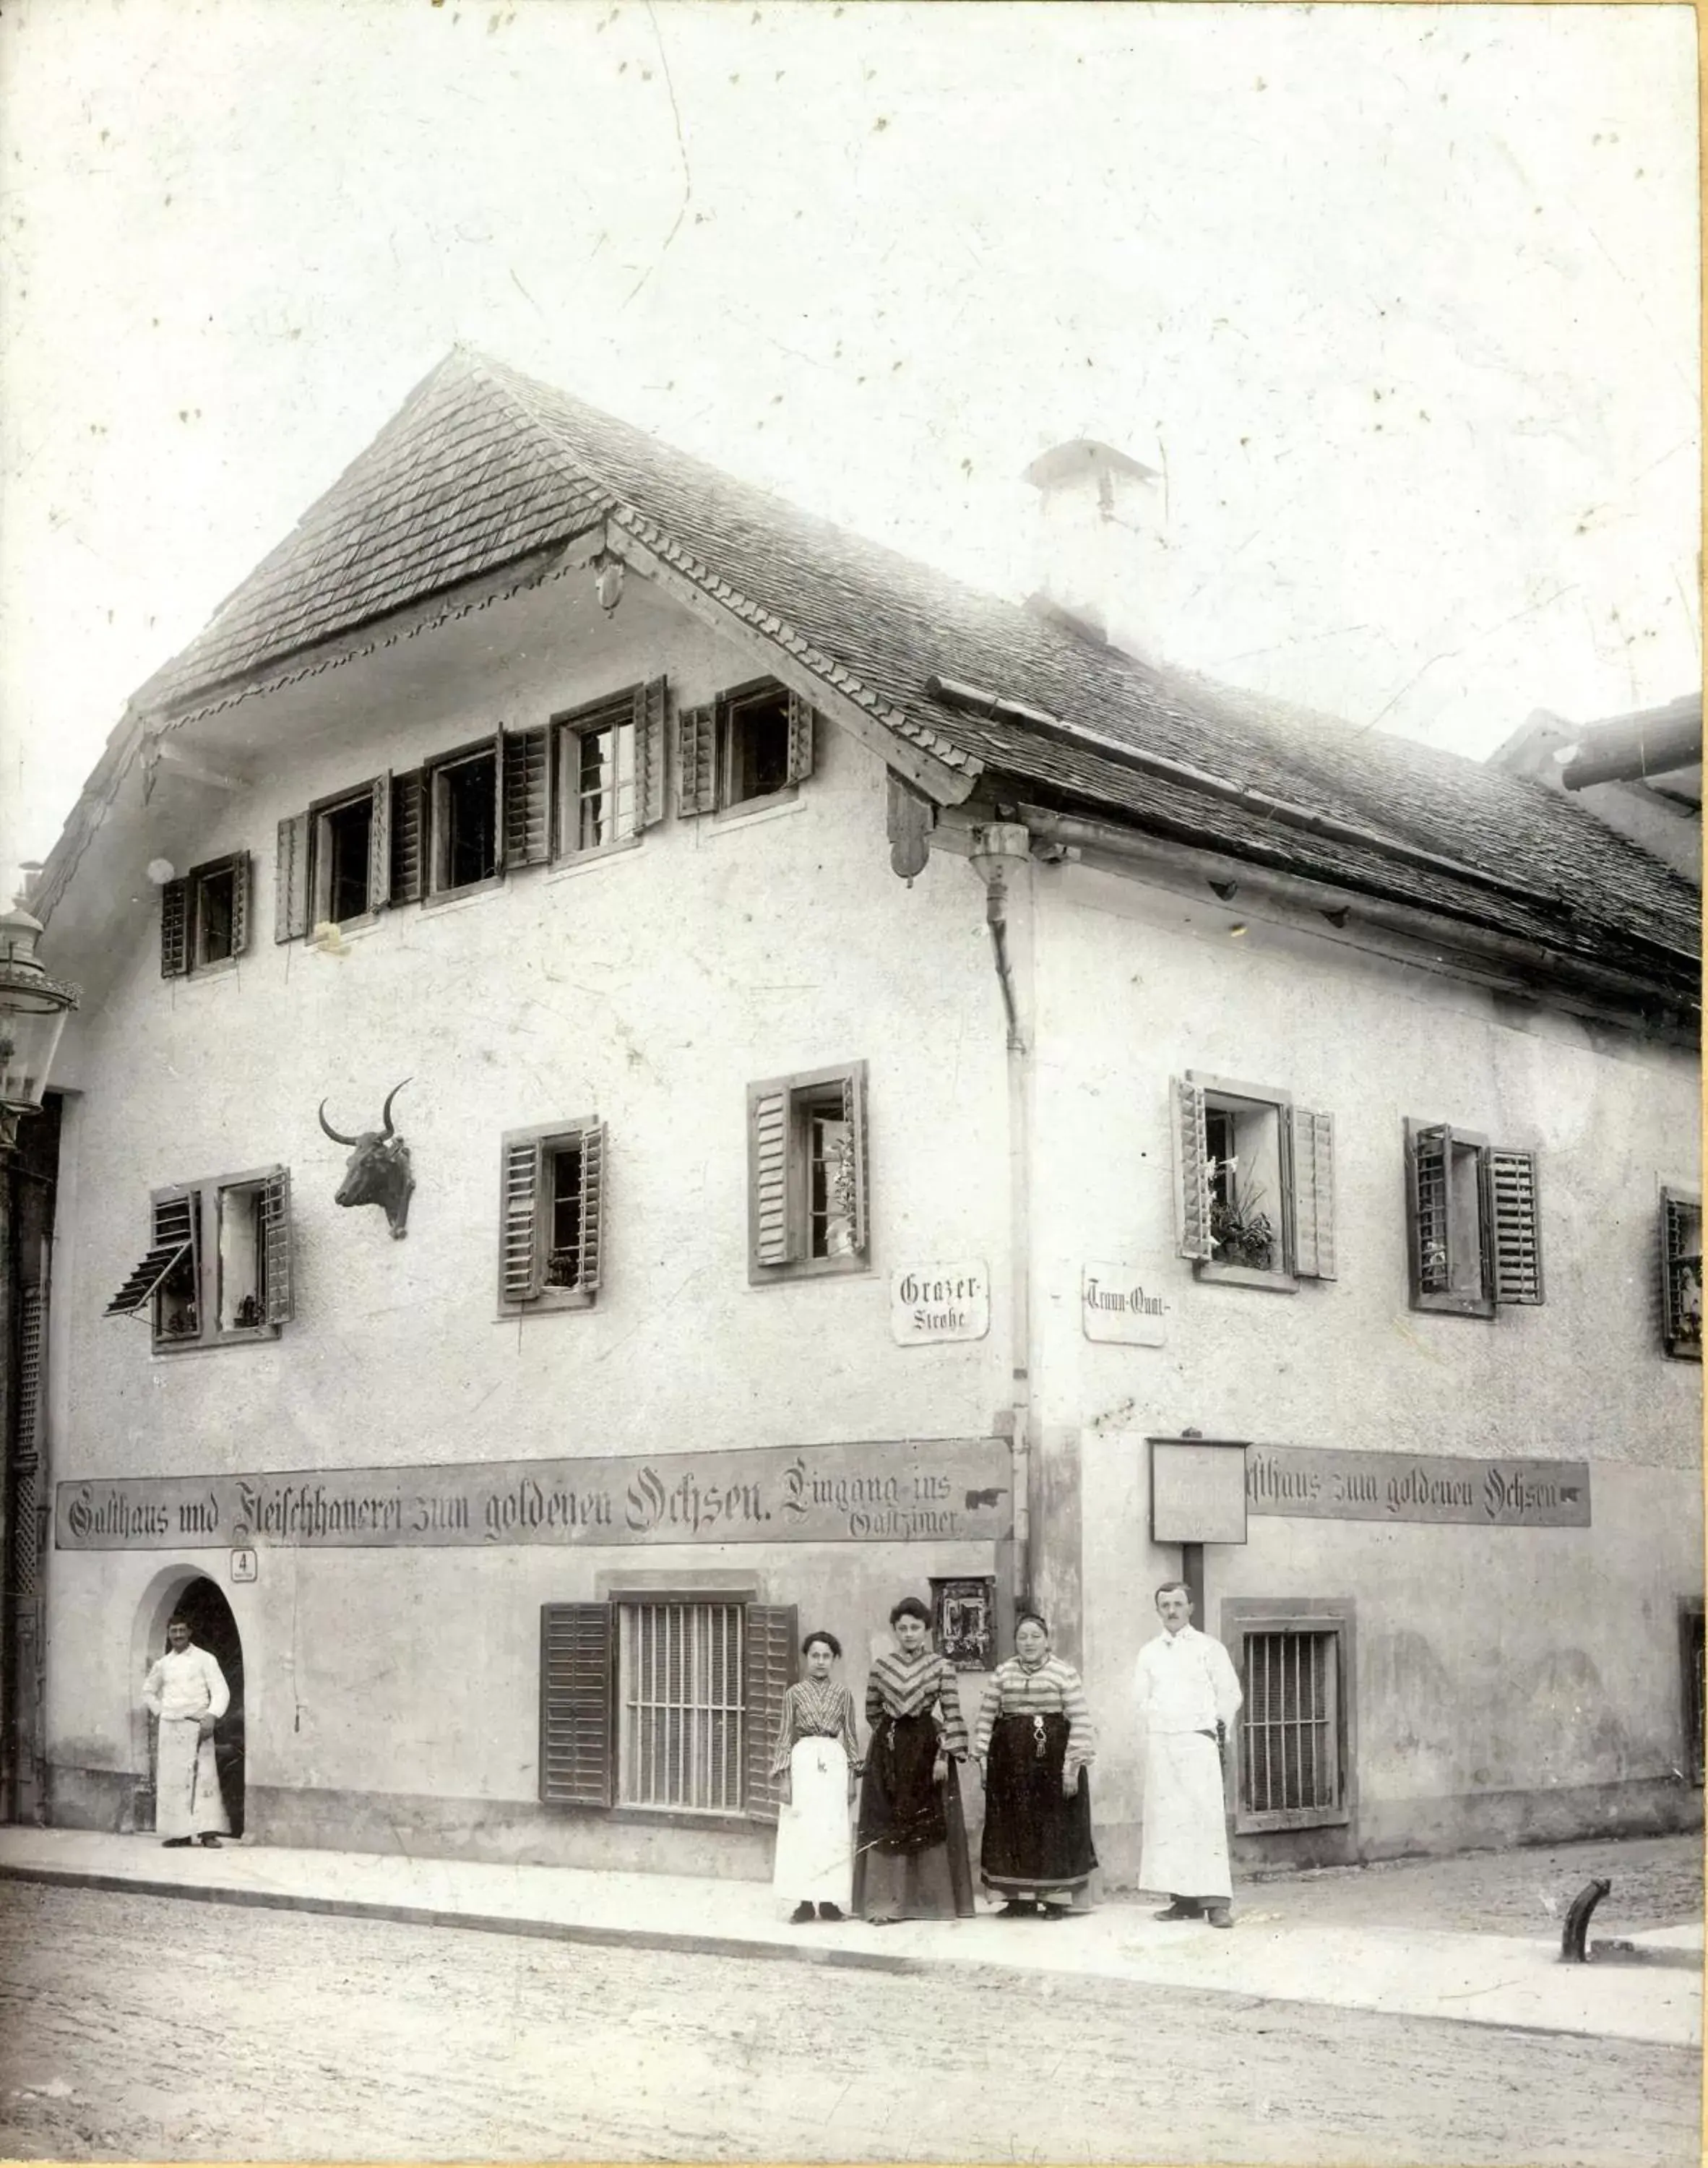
[0,1,1699,2161]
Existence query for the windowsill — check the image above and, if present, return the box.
[709,788,804,834]
[309,911,382,949]
[174,955,242,987]
[747,1254,874,1289]
[1235,1807,1351,1835]
[1196,1261,1298,1294]
[495,1290,596,1321]
[1663,1342,1704,1362]
[546,835,642,885]
[1410,1292,1496,1320]
[422,873,504,913]
[151,1326,280,1356]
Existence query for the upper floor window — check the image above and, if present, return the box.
[160,853,251,978]
[746,1061,868,1282]
[429,740,501,898]
[105,1168,293,1348]
[498,1119,607,1312]
[1403,1119,1543,1315]
[677,680,816,820]
[1173,1073,1336,1289]
[1661,1188,1701,1360]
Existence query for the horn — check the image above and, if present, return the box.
[318,1100,363,1148]
[379,1077,411,1141]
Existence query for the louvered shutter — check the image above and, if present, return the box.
[676,703,717,817]
[577,1122,607,1296]
[1489,1146,1543,1306]
[491,731,508,874]
[9,1286,43,1596]
[840,1066,869,1259]
[106,1192,197,1317]
[742,1603,798,1823]
[389,770,424,904]
[749,1083,794,1268]
[1662,1191,1703,1358]
[160,878,190,976]
[275,815,310,942]
[540,1604,614,1807]
[634,677,668,830]
[785,692,816,783]
[1407,1122,1452,1296]
[499,1136,543,1305]
[1289,1107,1337,1281]
[502,728,550,869]
[262,1166,293,1325]
[366,775,392,911]
[1171,1077,1212,1262]
[228,853,251,955]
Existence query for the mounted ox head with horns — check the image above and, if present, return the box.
[319,1079,415,1239]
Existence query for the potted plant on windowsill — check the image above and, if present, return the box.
[1209,1179,1275,1273]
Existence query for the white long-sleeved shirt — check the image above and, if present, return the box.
[143,1644,230,1724]
[1133,1624,1242,1735]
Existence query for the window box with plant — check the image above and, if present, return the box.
[105,1168,293,1349]
[1172,1072,1335,1291]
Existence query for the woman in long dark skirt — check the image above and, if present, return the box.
[973,1611,1097,1917]
[852,1596,976,1923]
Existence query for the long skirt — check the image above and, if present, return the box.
[1139,1728,1231,1901]
[772,1737,854,1911]
[980,1711,1097,1903]
[155,1716,230,1838]
[852,1711,975,1922]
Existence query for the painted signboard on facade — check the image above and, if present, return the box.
[1151,1439,1249,1544]
[1082,1263,1170,1346]
[889,1263,991,1346]
[1246,1445,1591,1527]
[55,1436,1014,1552]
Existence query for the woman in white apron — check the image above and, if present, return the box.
[770,1630,861,1922]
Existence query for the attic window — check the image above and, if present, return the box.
[724,685,794,808]
[428,741,501,898]
[160,853,251,978]
[319,794,375,924]
[676,682,816,820]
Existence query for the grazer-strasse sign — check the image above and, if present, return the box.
[1246,1445,1591,1527]
[55,1437,1013,1552]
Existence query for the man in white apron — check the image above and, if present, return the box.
[142,1616,230,1847]
[1134,1581,1243,1927]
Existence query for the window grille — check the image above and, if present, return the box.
[617,1601,746,1812]
[1238,1625,1344,1828]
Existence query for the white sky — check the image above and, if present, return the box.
[0,0,1699,872]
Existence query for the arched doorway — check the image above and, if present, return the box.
[158,1577,246,1838]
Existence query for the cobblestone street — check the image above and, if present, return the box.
[0,1881,1699,2164]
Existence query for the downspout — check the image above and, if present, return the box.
[967,822,1035,1604]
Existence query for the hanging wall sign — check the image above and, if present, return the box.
[889,1263,991,1345]
[1082,1262,1170,1346]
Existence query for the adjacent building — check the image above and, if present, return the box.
[9,351,1700,1882]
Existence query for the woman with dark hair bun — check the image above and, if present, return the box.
[851,1596,975,1922]
[769,1630,861,1923]
[973,1611,1097,1917]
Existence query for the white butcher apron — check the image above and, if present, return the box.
[1139,1729,1231,1901]
[772,1737,853,1909]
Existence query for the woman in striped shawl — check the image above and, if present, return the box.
[852,1596,976,1922]
[973,1612,1097,1917]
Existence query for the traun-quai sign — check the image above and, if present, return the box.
[56,1437,1013,1552]
[1246,1445,1590,1527]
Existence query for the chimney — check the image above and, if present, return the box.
[1022,438,1163,653]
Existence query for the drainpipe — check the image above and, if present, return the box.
[967,822,1035,1604]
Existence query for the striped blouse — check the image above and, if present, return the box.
[863,1648,970,1759]
[768,1678,862,1777]
[974,1653,1096,1772]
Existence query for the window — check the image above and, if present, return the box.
[1681,1601,1704,1788]
[1661,1189,1701,1360]
[550,683,668,861]
[1223,1599,1354,1834]
[539,1599,795,1819]
[1173,1073,1335,1288]
[676,680,816,818]
[105,1169,293,1348]
[497,1121,607,1312]
[277,776,391,939]
[160,853,251,978]
[1404,1119,1543,1316]
[746,1061,869,1281]
[430,741,501,895]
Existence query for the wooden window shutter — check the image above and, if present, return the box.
[577,1122,607,1296]
[160,877,190,976]
[634,677,668,830]
[1489,1146,1543,1305]
[1407,1122,1452,1296]
[499,1135,544,1305]
[676,703,717,817]
[262,1166,293,1325]
[748,1081,795,1268]
[1662,1190,1703,1359]
[742,1603,798,1823]
[785,692,816,783]
[366,775,392,911]
[539,1603,614,1807]
[840,1065,869,1257]
[1171,1077,1212,1261]
[275,815,310,943]
[1288,1107,1337,1280]
[105,1192,197,1316]
[228,852,252,955]
[502,727,550,869]
[389,770,424,904]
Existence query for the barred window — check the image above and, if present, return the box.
[617,1601,747,1813]
[1225,1605,1353,1835]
